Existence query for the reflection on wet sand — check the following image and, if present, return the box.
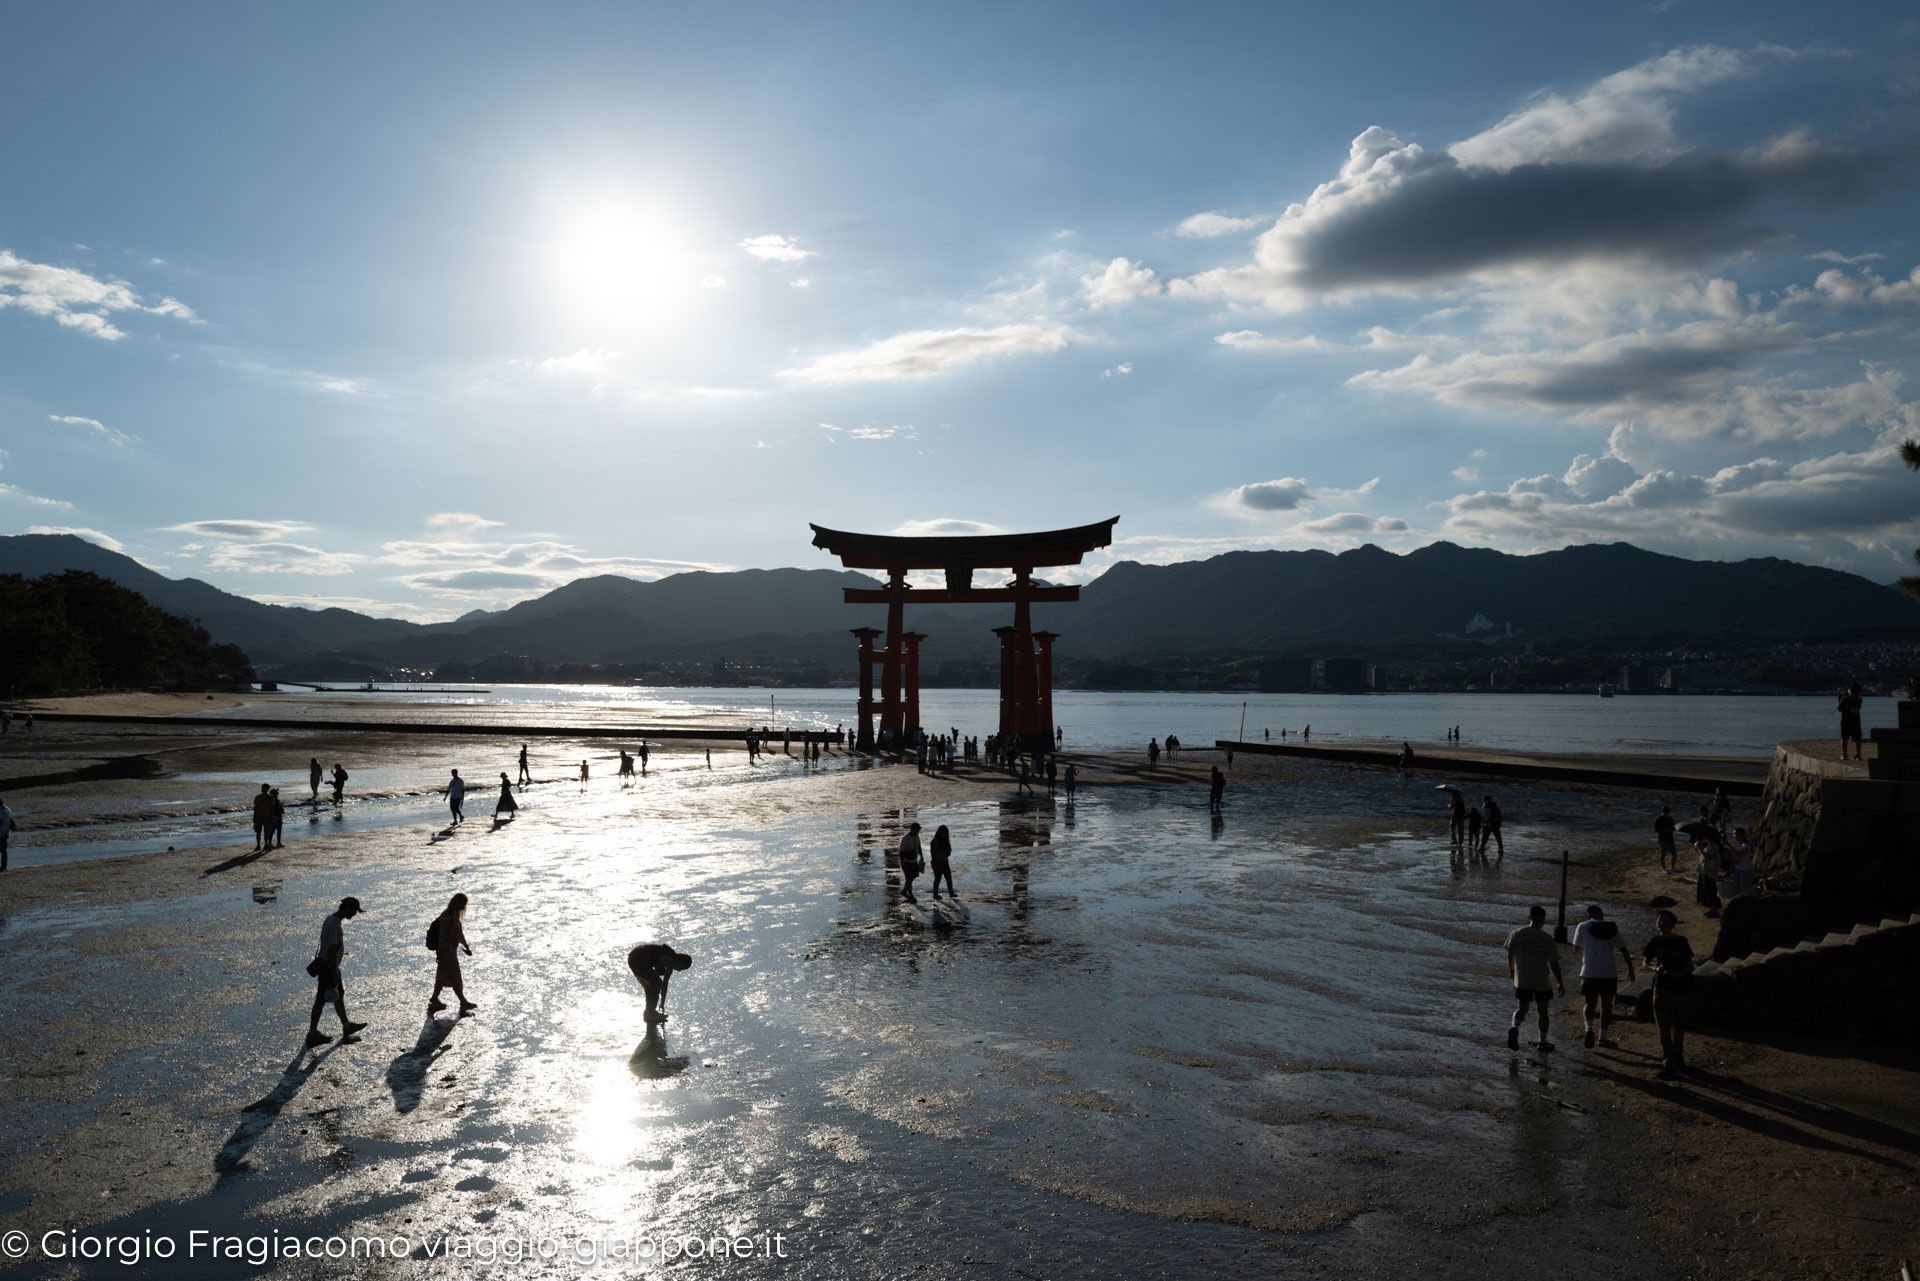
[628,1030,689,1081]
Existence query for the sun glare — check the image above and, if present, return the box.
[543,195,705,324]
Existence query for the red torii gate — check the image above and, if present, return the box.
[809,519,1119,752]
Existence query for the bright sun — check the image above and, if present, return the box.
[543,195,702,323]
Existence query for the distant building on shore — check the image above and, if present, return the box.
[1259,656,1314,692]
[1322,657,1370,692]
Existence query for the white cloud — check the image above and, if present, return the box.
[0,249,198,339]
[789,278,811,288]
[1103,362,1133,377]
[26,524,122,550]
[891,518,1005,537]
[49,414,135,446]
[425,512,506,540]
[380,535,733,604]
[1295,512,1410,536]
[845,425,916,441]
[1452,466,1480,483]
[1215,329,1339,354]
[1175,211,1264,239]
[1223,477,1315,511]
[0,485,73,508]
[166,519,313,540]
[702,275,729,289]
[205,541,362,575]
[1807,250,1885,265]
[782,324,1069,384]
[1786,264,1920,310]
[738,234,814,263]
[1079,257,1163,309]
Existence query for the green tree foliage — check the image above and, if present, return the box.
[0,571,255,696]
[1904,439,1920,601]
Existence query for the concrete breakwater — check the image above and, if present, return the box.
[1214,739,1764,795]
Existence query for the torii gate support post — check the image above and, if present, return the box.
[880,570,906,743]
[1033,631,1058,749]
[851,627,880,752]
[993,627,1020,743]
[902,632,925,743]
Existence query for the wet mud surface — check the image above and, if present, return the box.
[0,729,1911,1279]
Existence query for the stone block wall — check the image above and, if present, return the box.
[1678,913,1920,1042]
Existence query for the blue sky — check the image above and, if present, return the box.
[3,2,1917,620]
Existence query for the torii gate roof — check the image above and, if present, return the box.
[809,518,1119,571]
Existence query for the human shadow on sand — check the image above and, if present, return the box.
[213,1043,338,1177]
[386,1017,458,1114]
[202,848,272,876]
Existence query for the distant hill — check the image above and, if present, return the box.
[0,535,420,662]
[7,533,1916,670]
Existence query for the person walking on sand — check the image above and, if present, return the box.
[494,772,517,821]
[518,744,531,785]
[446,769,466,825]
[1466,803,1482,854]
[1446,791,1467,847]
[306,897,369,1048]
[627,943,693,1024]
[250,784,274,851]
[1148,738,1160,767]
[1016,757,1035,797]
[579,759,589,785]
[330,763,348,806]
[897,822,924,903]
[1654,805,1678,872]
[267,788,285,849]
[1572,904,1636,1049]
[0,794,13,871]
[1208,764,1226,813]
[427,892,477,1015]
[309,757,323,802]
[1479,795,1504,857]
[1642,910,1694,1078]
[1504,905,1564,1053]
[1838,681,1865,761]
[1064,762,1077,797]
[929,823,955,897]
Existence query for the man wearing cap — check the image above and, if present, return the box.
[307,897,369,1048]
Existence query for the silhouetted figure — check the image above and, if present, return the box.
[898,822,924,902]
[1399,742,1415,765]
[639,742,649,771]
[1208,765,1226,813]
[1303,725,1310,741]
[1654,805,1677,871]
[267,788,284,849]
[627,943,693,1024]
[309,757,323,801]
[1148,738,1160,766]
[1016,758,1035,796]
[251,784,273,851]
[1046,756,1058,794]
[705,748,712,768]
[1064,763,1077,796]
[330,763,348,806]
[929,824,955,897]
[518,744,531,785]
[446,769,466,825]
[1709,786,1732,832]
[1504,904,1563,1054]
[1642,910,1694,1078]
[1446,791,1467,846]
[579,759,589,785]
[1466,805,1482,852]
[1838,682,1864,761]
[0,794,13,871]
[1478,795,1503,857]
[494,772,517,820]
[306,897,368,1048]
[427,892,477,1015]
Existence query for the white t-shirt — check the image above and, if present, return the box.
[1572,919,1631,979]
[318,913,345,964]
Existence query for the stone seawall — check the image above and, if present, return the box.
[1747,740,1920,914]
[1675,912,1920,1042]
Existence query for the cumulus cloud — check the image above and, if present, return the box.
[1170,49,1882,313]
[1215,330,1339,355]
[1079,257,1163,309]
[166,519,314,540]
[1439,443,1920,570]
[49,414,135,446]
[1103,362,1133,377]
[1175,211,1265,239]
[1295,512,1410,536]
[1807,249,1884,265]
[738,234,814,263]
[1786,264,1920,309]
[1225,477,1316,511]
[0,249,198,339]
[205,541,361,575]
[26,525,123,551]
[782,324,1069,384]
[701,275,728,289]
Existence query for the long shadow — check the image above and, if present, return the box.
[213,1043,337,1177]
[203,847,270,876]
[1580,1060,1918,1170]
[386,1017,457,1114]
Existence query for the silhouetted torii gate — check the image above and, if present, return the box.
[809,518,1119,752]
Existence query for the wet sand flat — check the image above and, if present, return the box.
[0,732,1914,1279]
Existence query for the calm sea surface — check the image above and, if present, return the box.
[251,685,1892,758]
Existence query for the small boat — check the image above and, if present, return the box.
[1597,683,1616,698]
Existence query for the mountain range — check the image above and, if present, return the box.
[5,533,1917,671]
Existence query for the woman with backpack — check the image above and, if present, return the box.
[428,893,477,1015]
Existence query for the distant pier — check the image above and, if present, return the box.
[1214,738,1765,796]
